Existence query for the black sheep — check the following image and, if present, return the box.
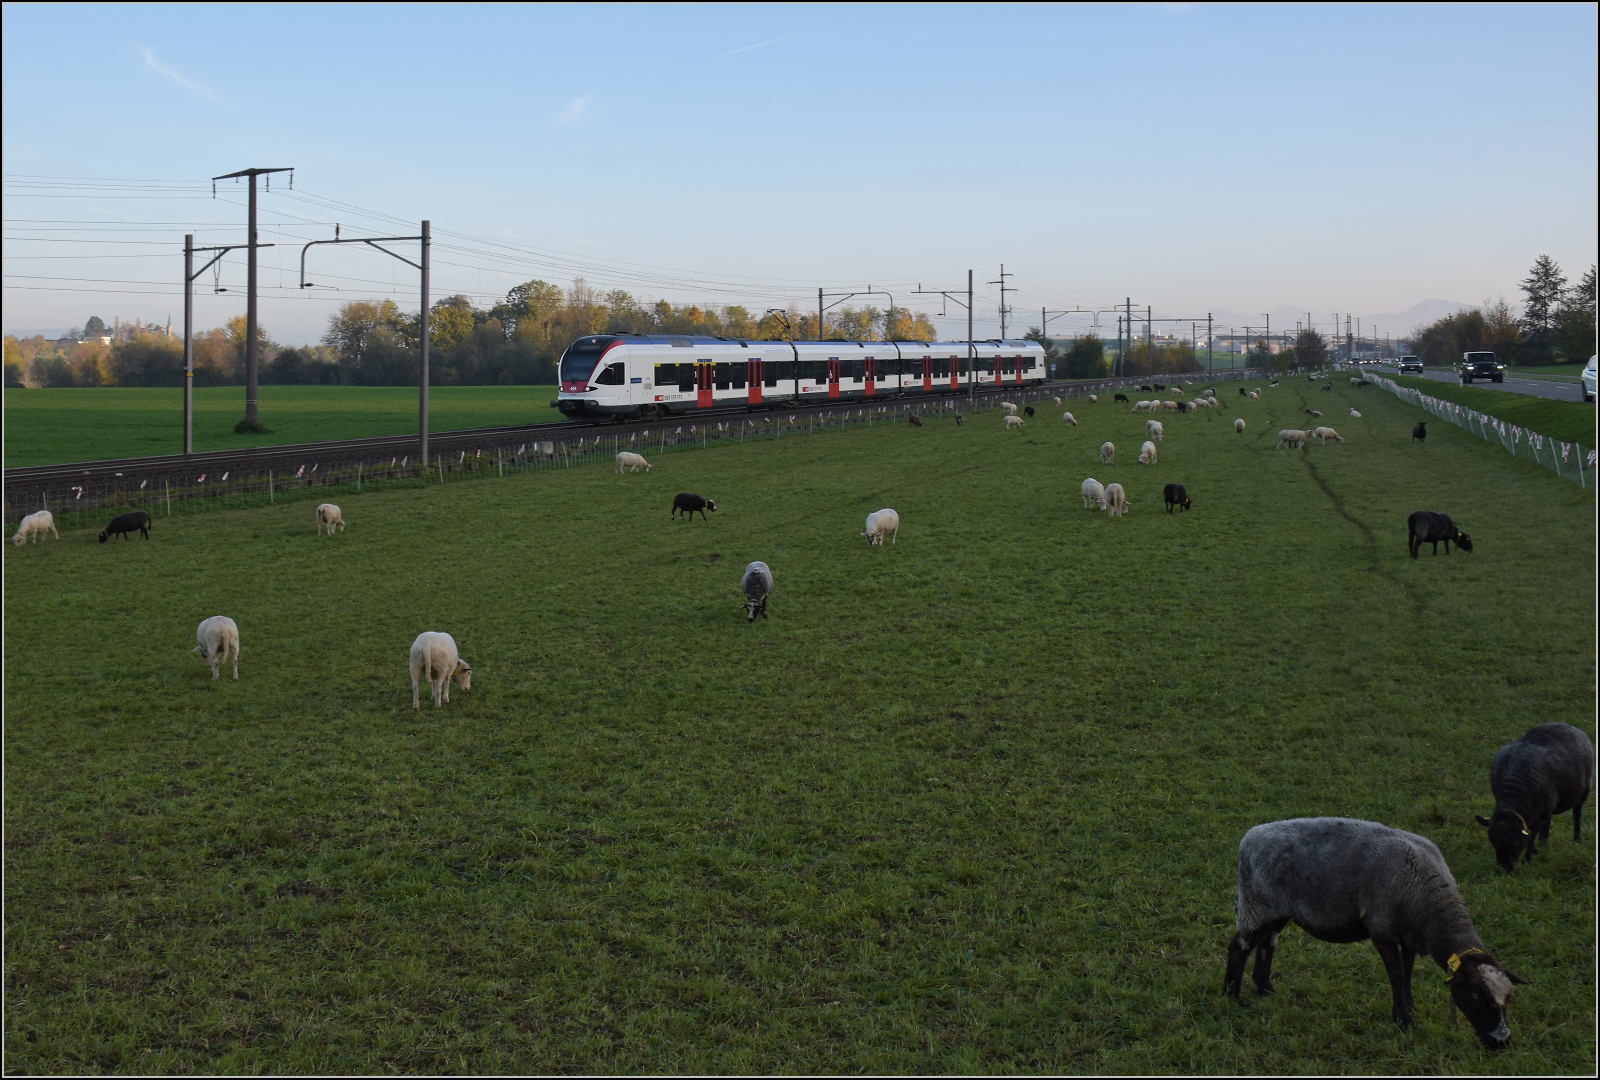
[1163,483,1191,513]
[1113,393,1129,403]
[1321,383,1332,391]
[1023,405,1035,418]
[1152,383,1165,391]
[100,510,151,543]
[1407,510,1472,558]
[1412,422,1427,443]
[1239,387,1247,396]
[908,414,923,427]
[954,412,964,426]
[1475,723,1593,872]
[671,492,716,521]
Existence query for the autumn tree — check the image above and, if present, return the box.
[1293,328,1328,368]
[1519,254,1567,363]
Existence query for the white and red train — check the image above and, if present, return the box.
[555,335,1049,421]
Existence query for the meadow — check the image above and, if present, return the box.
[4,378,1594,1074]
[1387,375,1596,445]
[1,386,562,468]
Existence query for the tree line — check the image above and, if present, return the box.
[5,281,948,389]
[1409,256,1596,367]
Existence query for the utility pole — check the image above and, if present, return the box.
[1125,297,1132,376]
[818,287,824,341]
[1207,313,1213,372]
[213,167,292,431]
[911,272,975,403]
[988,264,1014,339]
[182,234,246,454]
[300,220,432,464]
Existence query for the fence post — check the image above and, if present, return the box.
[165,480,171,516]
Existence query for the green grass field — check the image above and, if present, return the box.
[1,386,562,468]
[1386,376,1596,445]
[5,379,1594,1073]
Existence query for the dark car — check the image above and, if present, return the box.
[1460,351,1504,384]
[1397,355,1423,374]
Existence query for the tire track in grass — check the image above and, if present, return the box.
[1281,381,1425,616]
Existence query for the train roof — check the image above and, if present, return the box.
[568,334,1044,350]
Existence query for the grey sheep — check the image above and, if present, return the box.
[740,561,773,622]
[1475,723,1593,872]
[1225,817,1523,1050]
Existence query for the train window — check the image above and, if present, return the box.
[679,364,696,392]
[595,361,626,386]
[654,363,679,387]
[933,358,949,378]
[847,358,863,379]
[763,363,779,388]
[800,360,828,382]
[730,363,746,389]
[714,362,730,390]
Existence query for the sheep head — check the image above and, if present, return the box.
[1447,950,1523,1050]
[1474,810,1529,871]
[1454,531,1473,552]
[451,660,472,692]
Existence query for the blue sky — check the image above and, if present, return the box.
[4,3,1595,344]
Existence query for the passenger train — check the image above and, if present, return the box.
[555,335,1049,421]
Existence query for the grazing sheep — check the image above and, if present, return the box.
[1000,401,1018,415]
[1062,411,1077,426]
[1139,384,1153,392]
[1248,390,1260,400]
[1153,383,1166,391]
[1163,483,1191,513]
[1088,394,1099,404]
[1305,408,1323,418]
[1162,400,1178,412]
[908,414,923,427]
[862,508,899,546]
[740,561,774,622]
[100,510,151,543]
[954,412,964,426]
[671,493,716,521]
[1023,405,1036,418]
[1146,419,1164,440]
[1475,723,1593,872]
[1312,426,1344,444]
[1138,440,1157,465]
[1081,477,1107,510]
[1099,441,1115,464]
[1350,377,1364,387]
[12,510,58,545]
[1268,381,1279,388]
[1406,510,1471,558]
[1003,414,1026,430]
[1275,429,1309,450]
[1130,399,1149,413]
[1413,422,1427,443]
[193,615,239,681]
[1239,387,1248,397]
[1348,408,1362,418]
[1225,817,1524,1049]
[615,451,652,473]
[1322,383,1333,391]
[1113,393,1128,403]
[1104,482,1129,518]
[1053,396,1062,405]
[315,503,345,535]
[409,631,471,709]
[1234,418,1245,433]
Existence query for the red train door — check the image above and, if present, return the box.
[949,356,959,390]
[827,357,841,398]
[748,359,762,405]
[1015,355,1024,385]
[696,361,713,408]
[864,356,876,397]
[922,356,932,392]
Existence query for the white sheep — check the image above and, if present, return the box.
[862,508,900,547]
[410,631,472,709]
[1052,396,1062,406]
[1162,400,1178,412]
[1146,419,1164,441]
[1088,394,1099,403]
[12,510,59,545]
[1248,390,1260,400]
[1348,408,1361,418]
[1100,441,1115,464]
[615,451,652,473]
[1234,418,1246,433]
[1350,377,1363,387]
[1003,414,1025,430]
[193,615,239,681]
[316,503,345,536]
[1313,426,1344,444]
[1081,477,1107,510]
[1131,399,1152,413]
[1000,401,1018,415]
[1105,482,1130,518]
[1062,411,1077,426]
[1139,440,1158,465]
[1276,428,1309,449]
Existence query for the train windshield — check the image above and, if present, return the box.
[560,338,613,383]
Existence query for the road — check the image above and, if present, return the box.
[1373,364,1593,403]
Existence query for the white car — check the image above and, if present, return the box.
[1584,354,1597,402]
